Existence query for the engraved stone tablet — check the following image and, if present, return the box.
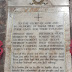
[5,0,71,72]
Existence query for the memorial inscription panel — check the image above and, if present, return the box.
[12,10,65,72]
[5,0,71,72]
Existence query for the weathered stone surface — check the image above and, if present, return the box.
[8,0,69,6]
[0,0,7,72]
[5,5,71,72]
[0,0,71,72]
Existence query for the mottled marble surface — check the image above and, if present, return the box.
[0,0,72,72]
[5,0,71,72]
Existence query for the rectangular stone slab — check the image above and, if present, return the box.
[4,7,71,72]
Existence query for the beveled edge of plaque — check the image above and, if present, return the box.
[8,0,69,6]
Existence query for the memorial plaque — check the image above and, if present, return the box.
[4,0,71,72]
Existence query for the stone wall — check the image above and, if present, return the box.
[0,0,7,72]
